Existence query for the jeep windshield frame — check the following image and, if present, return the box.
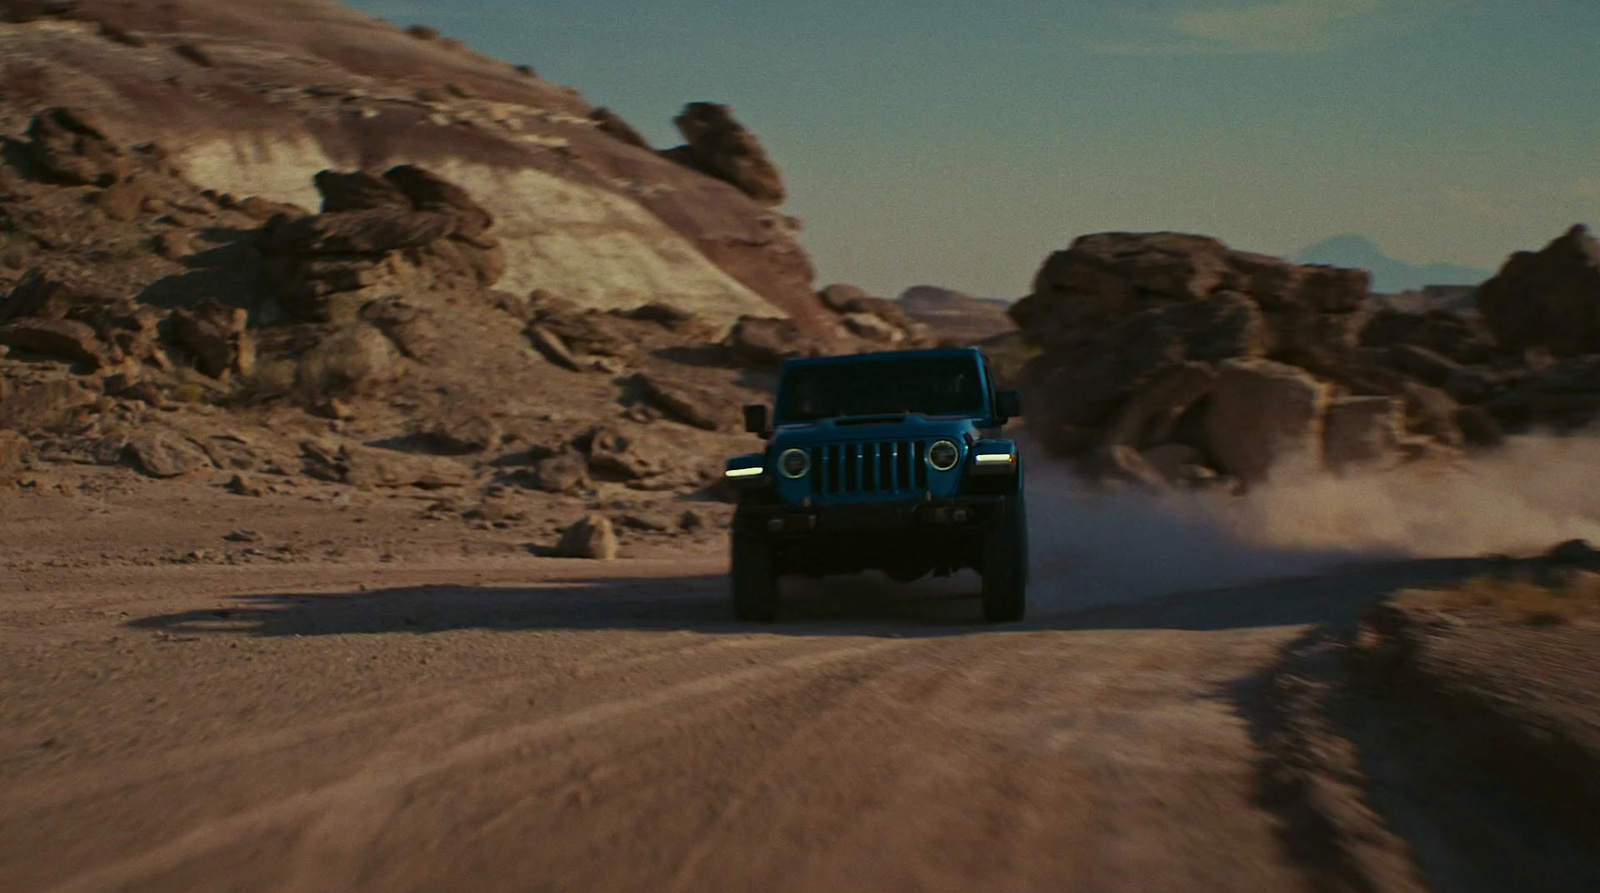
[774,353,990,424]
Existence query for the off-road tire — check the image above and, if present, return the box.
[731,531,779,622]
[980,495,1028,623]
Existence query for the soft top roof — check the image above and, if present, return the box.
[780,347,984,371]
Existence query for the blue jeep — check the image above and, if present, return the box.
[723,347,1028,622]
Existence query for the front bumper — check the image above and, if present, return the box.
[736,495,1006,536]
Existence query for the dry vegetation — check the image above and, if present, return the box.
[1392,569,1600,626]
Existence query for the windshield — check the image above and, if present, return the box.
[776,356,987,422]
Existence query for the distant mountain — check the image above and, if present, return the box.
[1296,235,1492,293]
[896,285,1015,344]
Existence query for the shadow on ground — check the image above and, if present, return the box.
[126,556,1497,641]
[1219,554,1600,893]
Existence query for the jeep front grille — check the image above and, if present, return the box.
[812,441,929,496]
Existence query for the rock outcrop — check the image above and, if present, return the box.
[1476,224,1600,357]
[262,163,506,323]
[1013,225,1600,483]
[661,103,786,207]
[0,0,825,330]
[1204,359,1331,482]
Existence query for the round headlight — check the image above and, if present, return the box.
[778,448,810,479]
[927,440,960,472]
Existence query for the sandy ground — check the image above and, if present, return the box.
[3,465,1522,893]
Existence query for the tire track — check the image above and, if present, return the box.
[39,637,917,893]
[3,629,771,816]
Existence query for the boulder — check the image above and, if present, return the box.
[225,473,265,497]
[23,107,131,187]
[264,208,457,255]
[527,307,631,359]
[1259,302,1361,371]
[1012,232,1234,342]
[526,324,583,371]
[1400,381,1464,448]
[0,318,108,368]
[424,413,500,454]
[1116,293,1268,373]
[575,424,671,480]
[634,373,727,431]
[77,298,167,368]
[313,169,411,213]
[1010,232,1387,468]
[723,316,819,368]
[1022,293,1264,445]
[664,102,786,206]
[169,299,254,378]
[127,431,212,478]
[1323,396,1404,472]
[1204,358,1331,481]
[1358,308,1497,365]
[383,164,495,241]
[531,452,590,493]
[1475,224,1600,356]
[301,440,472,489]
[342,446,474,489]
[1100,362,1217,450]
[554,514,619,560]
[87,433,128,465]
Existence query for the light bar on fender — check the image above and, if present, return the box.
[973,453,1016,465]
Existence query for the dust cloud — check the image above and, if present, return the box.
[1024,434,1600,612]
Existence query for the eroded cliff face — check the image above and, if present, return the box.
[0,0,824,330]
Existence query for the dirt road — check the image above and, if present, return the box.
[0,549,1496,893]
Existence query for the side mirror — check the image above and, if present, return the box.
[742,403,771,437]
[994,390,1022,421]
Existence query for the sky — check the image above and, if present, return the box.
[344,0,1600,299]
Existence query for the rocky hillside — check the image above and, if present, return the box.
[0,0,965,541]
[0,0,831,331]
[1011,226,1600,488]
[0,100,929,537]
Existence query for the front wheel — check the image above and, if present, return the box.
[730,531,779,622]
[980,496,1028,623]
